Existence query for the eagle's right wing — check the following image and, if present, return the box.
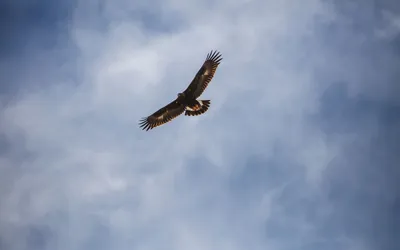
[183,50,222,99]
[139,100,186,131]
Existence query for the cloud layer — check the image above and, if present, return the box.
[1,0,399,250]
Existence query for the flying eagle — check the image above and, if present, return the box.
[139,50,222,131]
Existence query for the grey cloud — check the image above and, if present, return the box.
[1,0,400,250]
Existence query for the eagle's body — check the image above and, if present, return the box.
[139,50,222,131]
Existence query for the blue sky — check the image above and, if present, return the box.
[1,1,399,250]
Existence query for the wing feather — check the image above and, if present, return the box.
[183,50,222,99]
[139,100,185,131]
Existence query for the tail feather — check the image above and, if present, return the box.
[185,100,210,116]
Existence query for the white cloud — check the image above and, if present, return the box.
[1,0,388,250]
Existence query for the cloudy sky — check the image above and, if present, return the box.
[1,0,399,250]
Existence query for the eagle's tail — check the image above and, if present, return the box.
[185,100,210,116]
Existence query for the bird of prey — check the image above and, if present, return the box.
[139,50,223,131]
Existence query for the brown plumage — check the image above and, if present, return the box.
[139,50,222,131]
[184,100,210,116]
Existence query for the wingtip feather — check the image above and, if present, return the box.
[139,117,154,131]
[206,50,222,63]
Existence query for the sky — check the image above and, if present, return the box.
[0,0,399,250]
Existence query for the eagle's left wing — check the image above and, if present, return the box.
[183,50,222,99]
[139,100,186,131]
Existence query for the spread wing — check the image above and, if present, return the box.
[139,100,186,131]
[183,50,222,99]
